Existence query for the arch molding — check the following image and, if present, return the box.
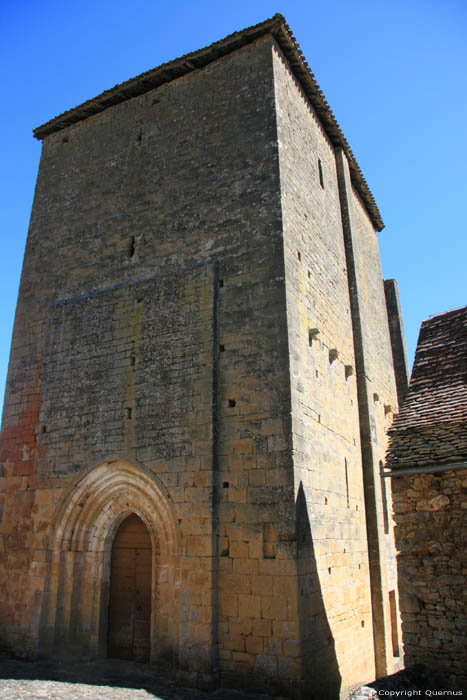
[40,460,180,661]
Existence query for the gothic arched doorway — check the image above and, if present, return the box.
[41,461,180,662]
[108,514,152,661]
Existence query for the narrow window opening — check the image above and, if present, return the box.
[228,399,236,408]
[219,279,224,288]
[62,136,69,144]
[297,250,301,262]
[324,497,328,505]
[263,523,277,559]
[361,620,365,628]
[318,158,324,188]
[126,407,132,419]
[307,270,311,279]
[328,567,331,574]
[315,370,319,378]
[380,460,390,534]
[128,236,136,258]
[345,364,354,380]
[373,392,380,403]
[345,458,350,508]
[219,344,225,353]
[42,425,47,434]
[130,354,136,367]
[389,590,400,656]
[222,482,229,489]
[137,129,142,143]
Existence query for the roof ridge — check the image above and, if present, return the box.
[33,14,384,230]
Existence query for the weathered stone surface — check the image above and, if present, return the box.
[391,470,466,687]
[386,307,467,689]
[0,15,402,700]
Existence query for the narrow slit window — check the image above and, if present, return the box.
[345,458,350,508]
[263,523,277,559]
[389,590,400,656]
[380,461,390,534]
[318,159,324,189]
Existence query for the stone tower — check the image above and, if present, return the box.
[0,15,406,699]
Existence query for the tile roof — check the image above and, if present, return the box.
[33,14,384,231]
[389,306,467,432]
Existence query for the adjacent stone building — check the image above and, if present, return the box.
[0,15,405,699]
[386,306,467,689]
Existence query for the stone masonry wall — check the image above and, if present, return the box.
[0,36,297,688]
[38,267,214,477]
[0,29,405,699]
[346,180,402,672]
[334,147,402,679]
[273,41,380,698]
[391,468,467,688]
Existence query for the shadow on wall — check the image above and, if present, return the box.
[296,482,342,700]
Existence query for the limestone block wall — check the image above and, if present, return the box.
[0,35,297,685]
[273,42,380,697]
[345,178,402,673]
[391,468,467,688]
[0,24,405,698]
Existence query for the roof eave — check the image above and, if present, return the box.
[33,13,384,231]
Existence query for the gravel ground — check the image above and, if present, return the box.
[0,654,464,700]
[0,654,287,700]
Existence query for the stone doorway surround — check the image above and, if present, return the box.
[39,460,180,662]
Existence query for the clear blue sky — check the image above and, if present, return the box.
[1,0,466,410]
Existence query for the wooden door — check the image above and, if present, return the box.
[108,514,152,661]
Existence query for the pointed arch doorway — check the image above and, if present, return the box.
[108,514,152,662]
[41,461,180,662]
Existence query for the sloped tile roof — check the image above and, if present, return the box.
[389,306,467,432]
[33,14,384,231]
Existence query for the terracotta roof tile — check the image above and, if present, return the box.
[389,306,467,432]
